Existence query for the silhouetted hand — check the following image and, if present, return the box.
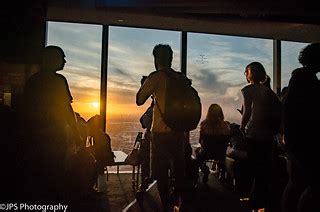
[141,76,147,86]
[237,108,243,115]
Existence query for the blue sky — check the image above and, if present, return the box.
[46,21,308,123]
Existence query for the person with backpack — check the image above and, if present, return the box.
[136,44,201,212]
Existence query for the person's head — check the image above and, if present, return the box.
[152,44,173,70]
[206,103,225,124]
[245,62,267,84]
[298,43,320,71]
[87,114,103,130]
[41,45,66,72]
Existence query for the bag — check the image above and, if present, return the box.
[125,132,143,165]
[140,103,153,130]
[157,69,202,132]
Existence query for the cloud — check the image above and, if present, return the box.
[112,67,136,82]
[48,22,279,125]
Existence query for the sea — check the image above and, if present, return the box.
[105,119,201,172]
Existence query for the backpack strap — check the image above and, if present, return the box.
[155,98,165,123]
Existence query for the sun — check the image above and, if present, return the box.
[91,101,100,108]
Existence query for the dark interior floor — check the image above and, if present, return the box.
[1,162,285,212]
[62,167,283,212]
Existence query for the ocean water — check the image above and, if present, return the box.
[106,121,201,172]
[107,121,200,153]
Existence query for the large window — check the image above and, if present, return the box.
[46,21,103,120]
[46,21,311,158]
[187,33,273,145]
[281,41,309,88]
[107,26,181,153]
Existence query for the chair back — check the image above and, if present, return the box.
[201,134,230,161]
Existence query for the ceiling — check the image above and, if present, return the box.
[2,0,320,44]
[45,0,320,43]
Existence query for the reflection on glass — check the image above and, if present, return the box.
[187,33,273,145]
[281,41,309,88]
[107,26,180,153]
[46,21,102,120]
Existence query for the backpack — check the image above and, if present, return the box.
[140,103,153,130]
[157,69,202,132]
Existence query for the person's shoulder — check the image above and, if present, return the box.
[200,120,210,130]
[148,70,159,76]
[145,70,162,80]
[224,120,231,127]
[54,73,69,84]
[289,67,314,86]
[291,67,305,75]
[241,84,253,92]
[55,73,67,80]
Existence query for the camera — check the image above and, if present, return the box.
[141,76,148,85]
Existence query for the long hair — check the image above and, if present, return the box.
[205,104,225,124]
[245,62,267,83]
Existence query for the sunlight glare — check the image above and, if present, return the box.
[91,101,100,108]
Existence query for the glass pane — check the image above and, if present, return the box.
[46,21,102,120]
[107,26,180,154]
[187,33,273,145]
[281,41,309,88]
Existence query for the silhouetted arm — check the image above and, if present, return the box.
[240,91,252,134]
[136,73,157,106]
[60,75,83,148]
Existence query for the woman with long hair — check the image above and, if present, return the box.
[196,103,230,183]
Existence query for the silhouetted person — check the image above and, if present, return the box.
[138,75,154,190]
[195,103,230,184]
[75,112,89,148]
[238,73,271,115]
[87,115,115,175]
[22,45,82,201]
[240,62,281,211]
[283,43,320,212]
[136,44,186,211]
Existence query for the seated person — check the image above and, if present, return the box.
[196,104,230,183]
[87,115,115,173]
[75,112,89,148]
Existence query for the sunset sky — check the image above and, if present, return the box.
[46,21,307,123]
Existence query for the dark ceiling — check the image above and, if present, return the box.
[43,0,320,43]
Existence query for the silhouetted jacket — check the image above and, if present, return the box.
[284,67,320,158]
